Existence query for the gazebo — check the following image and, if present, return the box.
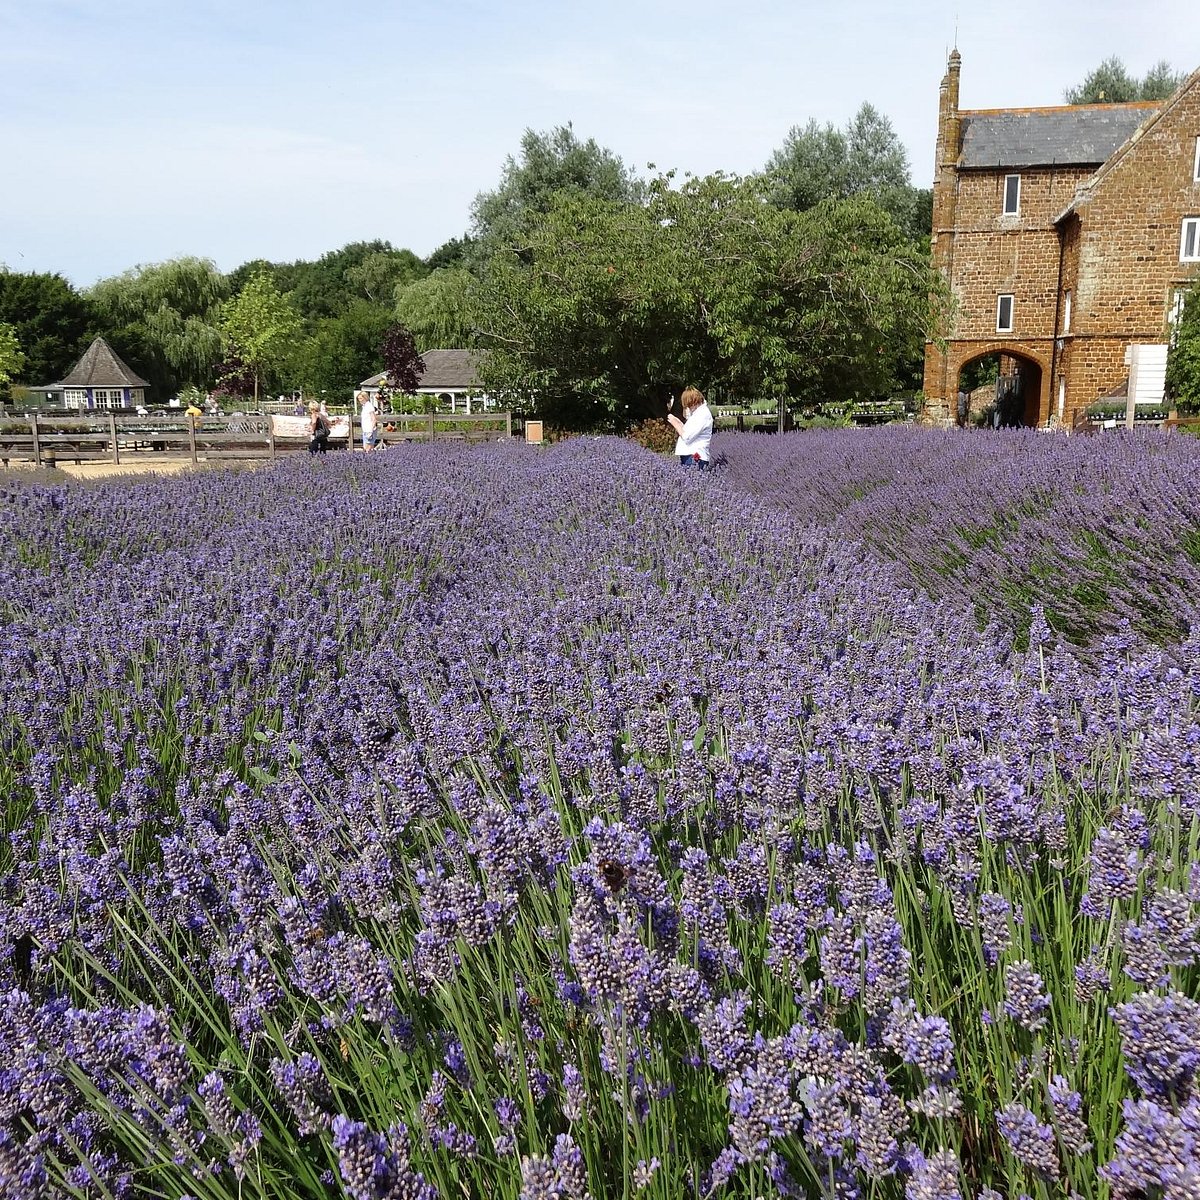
[358,349,493,412]
[56,337,149,411]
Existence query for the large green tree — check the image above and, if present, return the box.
[88,257,228,399]
[394,269,477,351]
[1166,288,1200,413]
[219,270,302,403]
[291,301,393,401]
[470,124,645,260]
[764,103,931,243]
[0,270,93,386]
[1064,56,1186,103]
[472,173,949,425]
[228,242,427,324]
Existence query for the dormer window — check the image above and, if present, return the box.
[1182,218,1200,262]
[997,294,1015,333]
[1003,174,1021,216]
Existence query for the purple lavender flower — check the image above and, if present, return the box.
[996,1101,1061,1177]
[1002,961,1051,1032]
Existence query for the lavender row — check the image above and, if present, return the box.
[0,436,1197,1199]
[713,427,1200,648]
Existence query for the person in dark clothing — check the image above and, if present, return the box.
[308,402,331,454]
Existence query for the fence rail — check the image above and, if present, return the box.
[0,411,514,468]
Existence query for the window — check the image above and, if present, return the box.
[1063,290,1072,334]
[1169,287,1191,345]
[1057,378,1066,422]
[1003,174,1021,216]
[64,388,85,410]
[996,294,1015,333]
[1182,218,1200,261]
[1194,136,1200,182]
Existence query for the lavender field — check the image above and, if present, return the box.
[1,430,1198,1200]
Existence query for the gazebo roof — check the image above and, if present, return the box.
[56,337,149,389]
[360,349,489,391]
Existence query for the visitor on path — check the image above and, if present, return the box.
[360,392,382,452]
[666,386,713,468]
[308,401,331,454]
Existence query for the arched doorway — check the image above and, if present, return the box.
[953,350,1045,428]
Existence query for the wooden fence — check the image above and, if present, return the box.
[0,411,514,469]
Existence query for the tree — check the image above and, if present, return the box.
[88,257,228,398]
[0,322,26,392]
[395,269,477,351]
[425,236,475,272]
[0,270,93,386]
[219,270,302,404]
[291,302,393,400]
[471,173,950,426]
[1166,289,1200,414]
[764,103,930,242]
[471,124,645,259]
[1065,56,1186,103]
[378,324,425,399]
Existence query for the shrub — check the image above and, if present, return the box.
[626,417,676,453]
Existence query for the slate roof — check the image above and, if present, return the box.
[56,336,149,388]
[360,349,489,391]
[959,102,1160,169]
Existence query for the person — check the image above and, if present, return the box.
[666,386,713,468]
[359,391,382,452]
[185,399,204,431]
[308,401,331,454]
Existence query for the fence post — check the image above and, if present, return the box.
[188,414,198,465]
[109,412,120,464]
[268,414,277,461]
[505,411,512,439]
[30,412,42,467]
[347,408,355,452]
[428,409,435,444]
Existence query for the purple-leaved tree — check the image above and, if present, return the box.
[379,324,425,405]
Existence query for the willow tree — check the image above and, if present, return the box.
[88,257,229,399]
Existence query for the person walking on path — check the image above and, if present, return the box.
[666,386,713,468]
[360,391,382,452]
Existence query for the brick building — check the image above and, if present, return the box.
[923,51,1200,428]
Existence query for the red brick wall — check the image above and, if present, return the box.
[923,69,1200,428]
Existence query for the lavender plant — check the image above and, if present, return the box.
[0,430,1198,1198]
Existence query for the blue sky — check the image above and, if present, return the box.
[2,0,1198,288]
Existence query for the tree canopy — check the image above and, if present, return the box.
[764,103,930,243]
[291,301,393,400]
[87,257,228,399]
[470,124,645,258]
[1064,56,1186,103]
[472,172,949,425]
[0,270,93,387]
[395,269,477,352]
[219,270,302,403]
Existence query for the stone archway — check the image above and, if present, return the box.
[945,343,1050,428]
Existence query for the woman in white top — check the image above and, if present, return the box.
[666,386,713,468]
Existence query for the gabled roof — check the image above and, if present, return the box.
[1055,65,1200,221]
[360,349,489,391]
[959,102,1160,169]
[56,336,149,388]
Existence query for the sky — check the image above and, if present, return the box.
[2,0,1198,289]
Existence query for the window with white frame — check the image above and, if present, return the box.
[93,388,124,409]
[1003,174,1021,216]
[1181,217,1200,261]
[1194,136,1200,182]
[996,294,1015,333]
[1057,378,1066,422]
[64,389,86,410]
[1169,287,1191,344]
[1063,290,1072,334]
